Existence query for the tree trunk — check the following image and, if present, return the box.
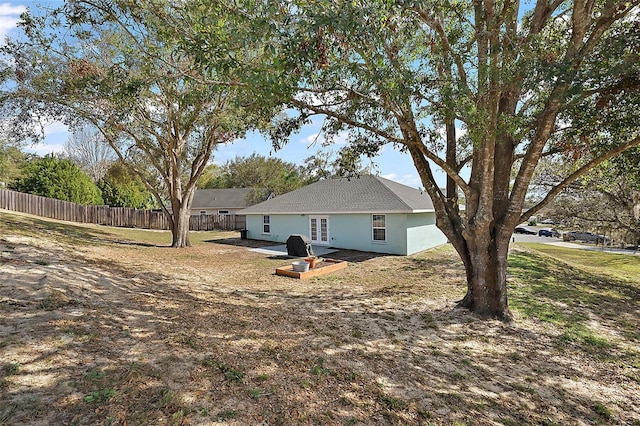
[456,229,511,320]
[171,206,191,248]
[167,163,198,248]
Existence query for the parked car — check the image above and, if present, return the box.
[566,231,590,241]
[565,231,610,244]
[540,218,555,224]
[538,228,560,237]
[514,226,537,235]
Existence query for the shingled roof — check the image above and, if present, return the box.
[240,175,434,214]
[191,188,252,209]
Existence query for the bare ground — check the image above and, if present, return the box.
[1,212,639,425]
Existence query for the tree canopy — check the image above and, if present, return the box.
[0,143,30,187]
[98,162,158,209]
[208,154,308,204]
[198,152,375,204]
[2,0,639,318]
[1,0,281,247]
[12,154,103,205]
[64,125,114,182]
[535,150,640,245]
[184,0,640,318]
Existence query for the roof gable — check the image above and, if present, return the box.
[191,188,253,209]
[240,176,434,214]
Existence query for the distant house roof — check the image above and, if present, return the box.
[191,188,252,209]
[240,175,435,214]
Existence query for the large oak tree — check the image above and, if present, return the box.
[1,0,278,247]
[181,0,640,318]
[288,1,640,319]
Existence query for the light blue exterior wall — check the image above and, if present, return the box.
[245,214,309,243]
[326,213,407,254]
[245,212,447,256]
[405,212,449,255]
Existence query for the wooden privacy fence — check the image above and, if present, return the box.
[0,189,245,231]
[189,213,245,231]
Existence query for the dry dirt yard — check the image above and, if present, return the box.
[1,211,639,425]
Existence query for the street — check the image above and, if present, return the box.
[511,232,640,256]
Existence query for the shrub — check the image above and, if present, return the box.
[12,154,103,205]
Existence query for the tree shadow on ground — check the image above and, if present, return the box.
[330,249,389,263]
[110,239,166,248]
[1,230,638,425]
[1,212,112,244]
[204,236,275,248]
[206,235,389,263]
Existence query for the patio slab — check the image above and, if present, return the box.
[249,244,337,257]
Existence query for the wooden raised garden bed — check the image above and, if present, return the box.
[275,258,348,279]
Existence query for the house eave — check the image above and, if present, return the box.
[241,209,436,215]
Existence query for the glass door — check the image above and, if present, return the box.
[309,215,329,244]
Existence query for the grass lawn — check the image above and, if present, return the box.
[520,243,640,283]
[1,210,639,425]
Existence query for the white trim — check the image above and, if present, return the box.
[372,214,387,242]
[309,215,330,245]
[242,209,436,215]
[262,215,271,234]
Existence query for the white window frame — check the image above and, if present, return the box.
[218,210,230,215]
[309,215,330,245]
[262,215,271,234]
[372,214,386,242]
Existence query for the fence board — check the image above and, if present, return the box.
[0,189,245,232]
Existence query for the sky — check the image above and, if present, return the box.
[3,1,448,189]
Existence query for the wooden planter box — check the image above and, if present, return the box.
[275,258,347,279]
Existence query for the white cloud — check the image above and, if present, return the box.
[44,121,69,137]
[0,3,26,41]
[299,131,348,147]
[437,126,467,141]
[382,172,399,180]
[303,133,322,145]
[382,173,422,188]
[25,142,65,156]
[332,132,348,146]
[0,3,26,14]
[21,121,70,156]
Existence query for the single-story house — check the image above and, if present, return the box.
[239,175,448,255]
[191,188,252,215]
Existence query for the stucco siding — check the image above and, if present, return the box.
[325,213,408,255]
[245,214,309,243]
[245,212,446,255]
[246,213,437,255]
[405,212,448,255]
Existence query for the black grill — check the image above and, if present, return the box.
[286,234,315,257]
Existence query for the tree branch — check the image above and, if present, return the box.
[522,135,640,221]
[289,98,402,144]
[411,7,469,88]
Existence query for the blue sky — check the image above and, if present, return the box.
[3,1,447,189]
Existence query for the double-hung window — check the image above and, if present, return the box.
[372,214,386,242]
[263,215,271,234]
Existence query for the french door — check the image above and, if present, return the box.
[309,215,329,245]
